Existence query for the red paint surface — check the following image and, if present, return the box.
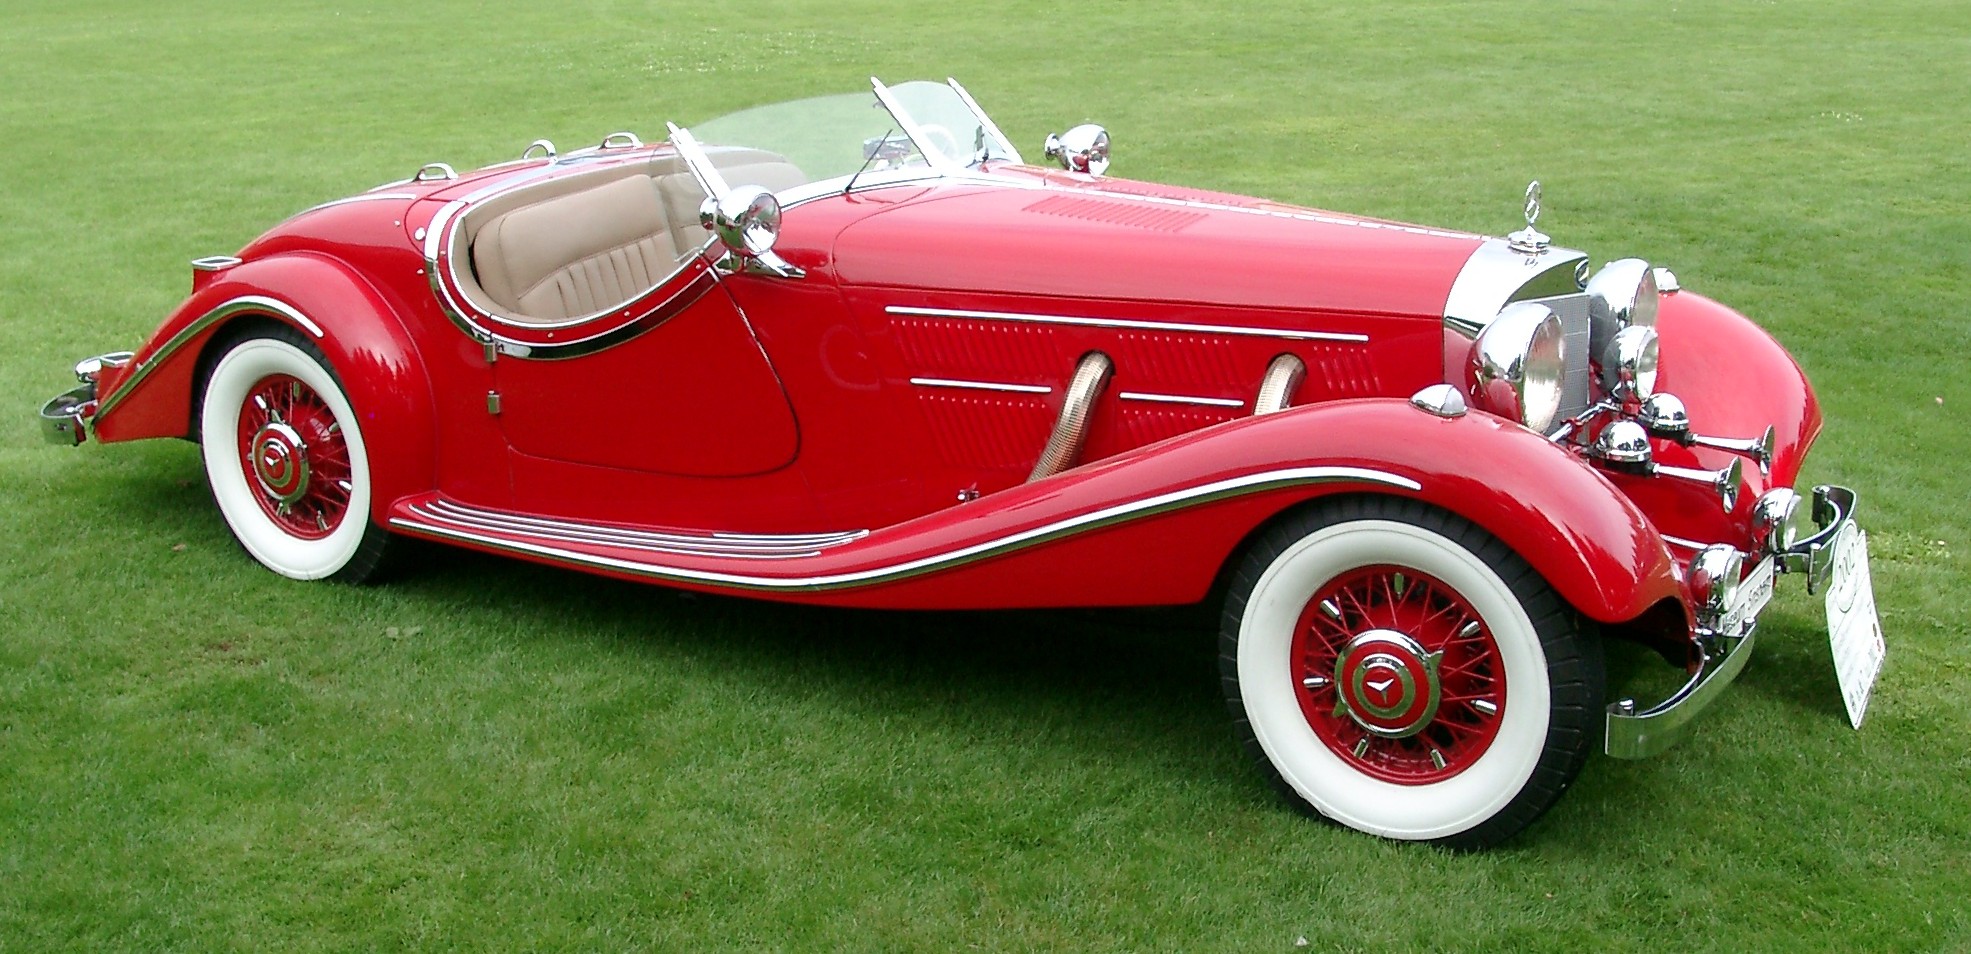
[80,145,1815,630]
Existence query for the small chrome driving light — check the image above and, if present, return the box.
[1602,325,1660,399]
[699,186,783,257]
[1687,544,1745,632]
[1751,487,1807,555]
[1590,420,1653,473]
[1639,393,1690,440]
[1586,258,1660,365]
[1471,301,1565,433]
[1042,124,1111,176]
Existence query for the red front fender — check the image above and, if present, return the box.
[1245,399,1685,625]
[91,253,435,525]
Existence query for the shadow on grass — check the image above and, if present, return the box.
[73,451,1840,856]
[387,537,1242,769]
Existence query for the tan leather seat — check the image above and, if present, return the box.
[473,174,682,323]
[463,151,810,325]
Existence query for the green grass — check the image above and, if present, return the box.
[4,0,1969,950]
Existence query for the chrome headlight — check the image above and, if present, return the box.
[1471,301,1565,433]
[1602,325,1660,399]
[1586,258,1660,366]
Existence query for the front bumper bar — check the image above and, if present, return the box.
[1604,485,1860,759]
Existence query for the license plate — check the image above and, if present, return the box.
[1824,524,1885,729]
[1722,555,1775,639]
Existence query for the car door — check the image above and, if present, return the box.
[486,258,799,478]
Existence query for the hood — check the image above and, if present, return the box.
[830,173,1486,321]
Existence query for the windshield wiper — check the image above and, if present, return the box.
[845,128,901,196]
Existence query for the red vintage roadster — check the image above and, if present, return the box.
[39,78,1880,848]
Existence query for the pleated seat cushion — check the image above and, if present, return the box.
[472,174,682,323]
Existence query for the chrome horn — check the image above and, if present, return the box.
[1588,419,1745,512]
[1637,394,1773,474]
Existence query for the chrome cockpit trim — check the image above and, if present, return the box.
[390,466,1422,593]
[92,296,325,430]
[885,305,1367,343]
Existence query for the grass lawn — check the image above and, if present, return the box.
[4,0,1968,950]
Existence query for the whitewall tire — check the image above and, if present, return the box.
[198,327,391,582]
[1219,496,1602,849]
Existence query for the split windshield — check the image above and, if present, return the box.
[683,79,1019,189]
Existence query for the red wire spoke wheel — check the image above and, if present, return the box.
[1220,497,1602,849]
[199,325,391,582]
[236,374,353,540]
[1292,565,1505,784]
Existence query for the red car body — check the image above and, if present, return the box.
[40,79,1866,847]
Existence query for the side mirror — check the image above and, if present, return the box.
[1042,124,1111,176]
[699,186,782,257]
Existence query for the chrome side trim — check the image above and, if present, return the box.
[410,499,866,559]
[290,192,418,219]
[1118,391,1245,409]
[909,377,1052,394]
[390,466,1422,593]
[93,296,326,430]
[1658,533,1722,552]
[885,305,1367,343]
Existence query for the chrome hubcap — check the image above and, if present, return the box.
[1333,629,1443,739]
[250,421,311,508]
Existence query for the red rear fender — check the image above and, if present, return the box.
[91,253,436,523]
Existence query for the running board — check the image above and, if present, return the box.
[394,497,866,561]
[384,465,1417,598]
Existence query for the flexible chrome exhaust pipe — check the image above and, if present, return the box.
[1029,352,1113,482]
[1253,354,1306,415]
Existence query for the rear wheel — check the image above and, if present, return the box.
[199,327,391,582]
[1219,496,1601,849]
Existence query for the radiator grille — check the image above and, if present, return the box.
[1529,292,1593,423]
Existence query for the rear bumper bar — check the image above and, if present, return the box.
[1604,485,1860,758]
[35,351,134,446]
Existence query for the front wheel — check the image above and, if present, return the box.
[199,327,392,582]
[1219,497,1602,849]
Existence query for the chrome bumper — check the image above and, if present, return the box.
[1605,485,1860,759]
[36,351,134,446]
[39,385,97,446]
